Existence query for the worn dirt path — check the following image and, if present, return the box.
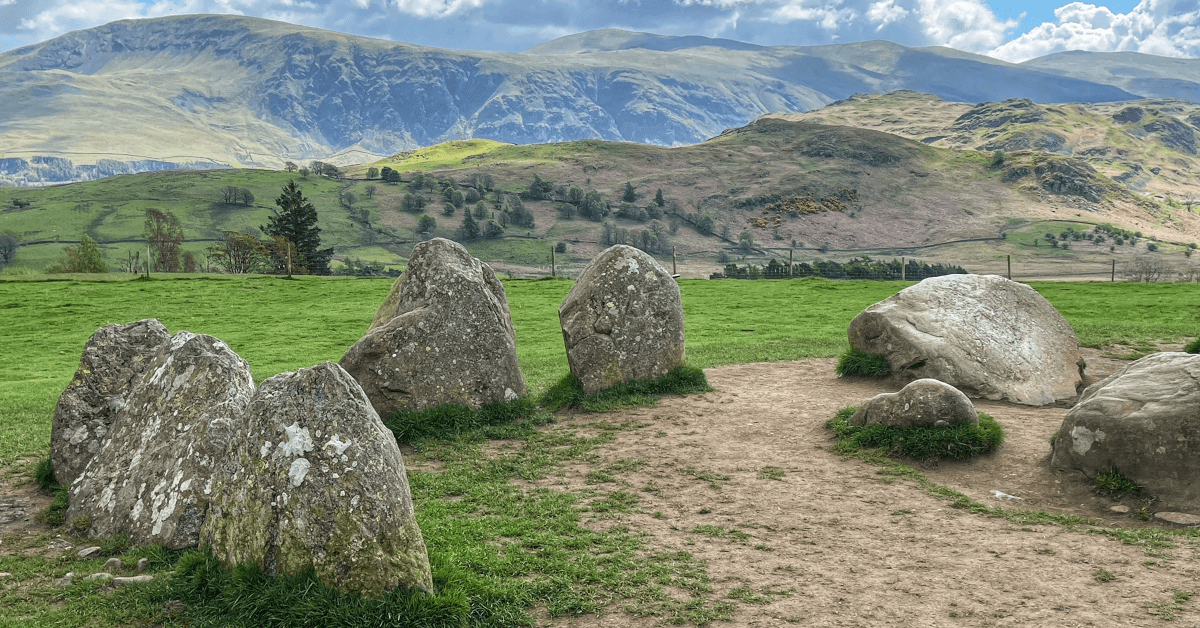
[550,358,1200,628]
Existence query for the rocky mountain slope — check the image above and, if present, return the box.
[3,15,1194,186]
[768,91,1200,203]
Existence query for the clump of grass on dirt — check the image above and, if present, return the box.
[834,348,891,378]
[1184,338,1200,353]
[1094,468,1143,498]
[33,457,69,526]
[826,406,1005,460]
[385,397,547,447]
[539,366,712,412]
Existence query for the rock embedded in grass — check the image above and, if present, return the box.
[559,245,685,394]
[201,361,434,598]
[66,331,256,549]
[1051,352,1200,509]
[51,319,171,488]
[849,378,977,428]
[340,237,526,416]
[847,274,1082,406]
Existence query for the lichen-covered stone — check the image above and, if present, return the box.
[1051,352,1200,509]
[847,274,1082,406]
[51,319,171,488]
[849,378,978,428]
[559,245,685,394]
[201,362,433,597]
[340,237,526,416]
[65,331,255,549]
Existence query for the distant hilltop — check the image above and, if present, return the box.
[1,14,1198,185]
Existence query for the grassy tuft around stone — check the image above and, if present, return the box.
[834,348,891,378]
[826,406,1006,461]
[1185,338,1200,354]
[539,366,713,412]
[1094,468,1143,498]
[33,457,69,526]
[385,397,548,447]
[34,457,57,492]
[158,552,480,628]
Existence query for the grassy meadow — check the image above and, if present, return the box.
[1,275,1198,627]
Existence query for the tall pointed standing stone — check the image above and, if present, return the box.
[340,238,526,418]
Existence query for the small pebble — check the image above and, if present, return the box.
[83,572,113,582]
[163,599,187,612]
[55,572,75,587]
[0,572,12,579]
[103,557,123,572]
[1155,511,1200,525]
[76,546,102,559]
[112,575,154,587]
[136,557,148,574]
[1110,505,1130,514]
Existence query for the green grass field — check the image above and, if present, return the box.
[1,275,1198,627]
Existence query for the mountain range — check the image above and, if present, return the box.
[2,15,1200,186]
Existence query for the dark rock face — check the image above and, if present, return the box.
[1112,107,1145,124]
[201,362,433,598]
[559,245,685,394]
[66,332,256,549]
[1142,117,1198,155]
[850,379,977,428]
[951,99,1045,131]
[980,130,1069,155]
[1033,158,1106,202]
[340,238,525,417]
[848,274,1082,406]
[51,319,171,488]
[1051,352,1200,509]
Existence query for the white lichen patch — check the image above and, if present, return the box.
[278,423,314,457]
[289,458,311,487]
[324,435,351,456]
[1070,425,1106,455]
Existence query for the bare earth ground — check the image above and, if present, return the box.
[543,355,1199,628]
[2,355,1198,627]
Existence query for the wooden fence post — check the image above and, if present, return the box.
[788,249,793,277]
[672,247,677,275]
[901,257,905,281]
[1007,255,1011,280]
[1112,259,1116,282]
[551,246,556,278]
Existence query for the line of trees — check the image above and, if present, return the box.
[713,257,968,281]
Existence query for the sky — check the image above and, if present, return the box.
[0,0,1198,63]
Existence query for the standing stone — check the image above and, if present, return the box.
[847,274,1082,406]
[201,362,433,597]
[849,379,978,428]
[340,238,526,417]
[559,245,685,394]
[1051,352,1200,509]
[51,319,171,488]
[66,331,255,549]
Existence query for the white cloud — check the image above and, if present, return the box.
[915,0,1016,52]
[990,0,1200,62]
[867,0,908,31]
[380,0,487,18]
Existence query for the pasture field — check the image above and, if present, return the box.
[0,276,1198,627]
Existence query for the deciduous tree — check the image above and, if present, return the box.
[48,235,107,273]
[145,209,184,272]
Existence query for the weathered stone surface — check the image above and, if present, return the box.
[201,362,433,598]
[849,378,977,428]
[102,557,122,572]
[1051,352,1200,509]
[66,332,255,549]
[340,238,526,417]
[559,245,685,394]
[1154,512,1200,525]
[51,319,171,488]
[76,546,101,559]
[847,274,1082,406]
